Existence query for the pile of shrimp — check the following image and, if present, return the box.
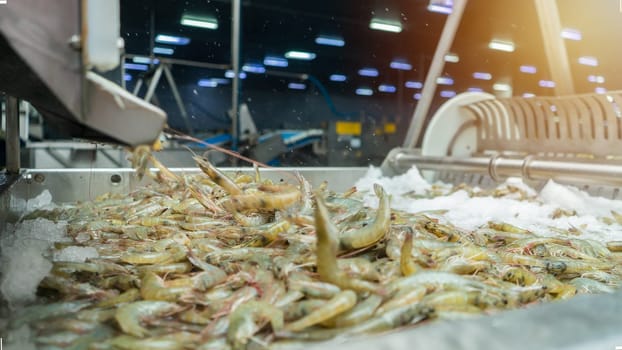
[8,147,622,349]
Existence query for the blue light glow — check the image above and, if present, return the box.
[378,84,397,93]
[288,82,306,90]
[155,34,191,45]
[123,63,148,71]
[263,56,288,67]
[329,74,347,82]
[358,68,379,77]
[405,81,423,89]
[390,60,412,71]
[356,87,374,96]
[315,35,345,47]
[242,63,266,74]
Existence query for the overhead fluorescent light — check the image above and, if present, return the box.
[522,92,536,98]
[284,50,316,60]
[242,63,266,74]
[288,82,306,90]
[123,63,148,71]
[488,40,514,52]
[578,56,598,66]
[539,80,555,88]
[561,28,582,41]
[405,81,423,89]
[225,70,247,79]
[358,68,379,77]
[211,78,230,85]
[473,72,492,80]
[315,35,345,47]
[153,47,174,55]
[263,56,288,67]
[378,84,397,93]
[155,34,191,45]
[356,87,374,96]
[519,65,537,74]
[181,15,218,30]
[493,83,511,91]
[427,4,453,14]
[390,60,412,70]
[436,77,454,85]
[587,75,605,84]
[124,73,132,81]
[467,87,483,92]
[440,90,456,98]
[197,79,218,87]
[330,74,347,82]
[369,19,402,33]
[132,56,159,64]
[413,93,422,100]
[595,86,607,94]
[444,53,459,63]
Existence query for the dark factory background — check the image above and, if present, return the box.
[106,0,621,164]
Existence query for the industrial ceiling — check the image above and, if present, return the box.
[120,0,622,128]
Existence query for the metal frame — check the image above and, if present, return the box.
[402,0,575,149]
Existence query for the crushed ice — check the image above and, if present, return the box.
[0,218,68,308]
[355,166,622,242]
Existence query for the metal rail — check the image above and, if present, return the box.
[387,150,622,186]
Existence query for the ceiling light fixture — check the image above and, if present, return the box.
[560,28,582,41]
[155,34,190,45]
[473,72,492,80]
[444,53,459,63]
[284,50,316,60]
[578,56,598,66]
[263,56,288,67]
[225,70,246,79]
[587,75,605,84]
[288,82,306,90]
[315,35,345,47]
[440,90,456,98]
[405,81,423,89]
[378,84,397,93]
[123,63,148,71]
[493,83,511,91]
[181,15,218,29]
[436,77,454,85]
[153,47,174,55]
[242,63,266,74]
[358,67,379,77]
[390,60,412,70]
[369,19,402,33]
[329,74,347,82]
[488,40,515,52]
[132,56,159,64]
[197,79,218,87]
[539,80,555,88]
[356,87,374,96]
[519,65,537,74]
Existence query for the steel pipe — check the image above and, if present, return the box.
[390,151,622,186]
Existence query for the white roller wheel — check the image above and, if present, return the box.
[420,92,496,181]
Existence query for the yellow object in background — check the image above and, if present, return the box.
[384,123,396,134]
[336,121,362,136]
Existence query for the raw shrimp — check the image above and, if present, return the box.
[339,184,391,250]
[115,300,182,337]
[284,290,357,332]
